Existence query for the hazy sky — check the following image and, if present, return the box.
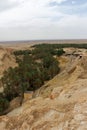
[0,0,87,41]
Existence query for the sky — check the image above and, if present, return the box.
[0,0,87,41]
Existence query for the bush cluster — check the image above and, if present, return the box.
[1,44,64,106]
[0,93,9,115]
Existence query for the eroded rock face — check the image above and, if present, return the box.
[1,48,87,130]
[1,98,87,130]
[0,48,17,76]
[0,47,17,93]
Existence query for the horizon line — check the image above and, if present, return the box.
[0,39,87,43]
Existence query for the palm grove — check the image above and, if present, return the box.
[0,44,65,115]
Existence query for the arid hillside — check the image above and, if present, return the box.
[0,44,87,130]
[0,46,18,92]
[0,48,16,76]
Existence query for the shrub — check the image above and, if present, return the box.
[0,95,9,114]
[56,48,65,56]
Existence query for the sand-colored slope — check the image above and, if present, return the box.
[0,47,17,77]
[1,48,87,130]
[0,47,18,92]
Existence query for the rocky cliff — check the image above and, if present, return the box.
[0,47,87,130]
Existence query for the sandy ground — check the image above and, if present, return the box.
[0,39,87,49]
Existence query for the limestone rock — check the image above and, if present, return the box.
[1,48,87,129]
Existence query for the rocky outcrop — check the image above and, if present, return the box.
[1,48,87,130]
[0,47,17,77]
